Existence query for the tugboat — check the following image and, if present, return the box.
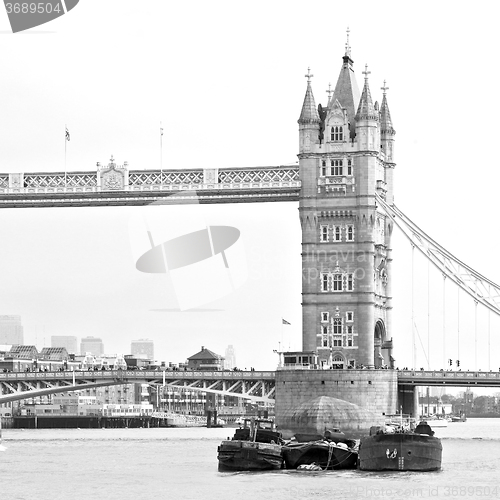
[282,428,358,470]
[217,418,284,471]
[358,418,442,471]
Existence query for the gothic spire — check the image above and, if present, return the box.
[380,81,395,135]
[298,67,320,124]
[329,32,360,139]
[355,64,378,122]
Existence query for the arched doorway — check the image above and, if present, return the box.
[331,352,345,370]
[374,320,386,368]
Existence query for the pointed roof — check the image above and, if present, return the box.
[298,68,320,124]
[355,64,378,122]
[187,346,223,361]
[329,54,361,129]
[380,82,395,135]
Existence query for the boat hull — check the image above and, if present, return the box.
[217,440,283,471]
[282,441,358,470]
[358,433,442,471]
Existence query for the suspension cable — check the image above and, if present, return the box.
[376,194,500,317]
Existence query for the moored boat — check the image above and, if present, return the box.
[217,418,284,471]
[358,421,442,471]
[421,415,448,428]
[282,429,358,470]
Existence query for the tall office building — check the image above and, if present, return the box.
[51,335,78,354]
[0,315,24,345]
[224,345,236,370]
[131,339,154,360]
[80,336,104,356]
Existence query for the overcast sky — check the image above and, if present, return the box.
[0,1,499,372]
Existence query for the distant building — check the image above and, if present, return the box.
[0,315,24,345]
[224,345,236,370]
[187,346,225,371]
[80,336,104,356]
[131,339,154,360]
[8,345,38,359]
[51,336,77,354]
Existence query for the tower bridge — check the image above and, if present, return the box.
[2,39,500,422]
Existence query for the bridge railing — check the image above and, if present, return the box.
[398,370,500,380]
[0,369,277,382]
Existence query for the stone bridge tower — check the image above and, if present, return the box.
[298,42,396,369]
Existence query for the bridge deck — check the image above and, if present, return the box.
[0,164,301,207]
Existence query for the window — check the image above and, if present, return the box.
[320,272,355,292]
[347,159,352,176]
[321,160,326,177]
[329,159,343,176]
[330,126,344,142]
[333,226,341,241]
[321,273,329,292]
[333,318,342,334]
[346,311,354,322]
[333,337,342,347]
[321,312,329,322]
[346,273,354,291]
[345,326,354,347]
[322,325,329,347]
[346,225,354,241]
[320,225,329,242]
[333,274,343,291]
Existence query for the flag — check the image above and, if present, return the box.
[282,318,291,325]
[65,127,70,141]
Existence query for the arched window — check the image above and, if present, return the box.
[332,354,344,368]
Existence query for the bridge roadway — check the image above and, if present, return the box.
[0,369,277,404]
[2,369,500,405]
[0,162,300,208]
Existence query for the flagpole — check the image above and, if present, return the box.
[64,125,67,186]
[160,121,163,185]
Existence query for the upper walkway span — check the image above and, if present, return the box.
[0,161,300,208]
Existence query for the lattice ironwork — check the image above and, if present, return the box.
[218,167,299,184]
[23,173,66,188]
[0,175,8,189]
[66,173,97,187]
[129,170,204,186]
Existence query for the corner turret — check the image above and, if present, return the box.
[355,65,380,151]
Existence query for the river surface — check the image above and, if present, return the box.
[1,419,500,500]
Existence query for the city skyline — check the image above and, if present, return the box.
[1,2,500,371]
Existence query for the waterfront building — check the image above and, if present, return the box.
[8,345,38,359]
[40,347,69,361]
[80,336,104,356]
[131,338,154,360]
[187,346,225,371]
[51,335,78,354]
[0,315,24,345]
[298,41,395,369]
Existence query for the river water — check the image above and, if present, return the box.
[0,419,499,500]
